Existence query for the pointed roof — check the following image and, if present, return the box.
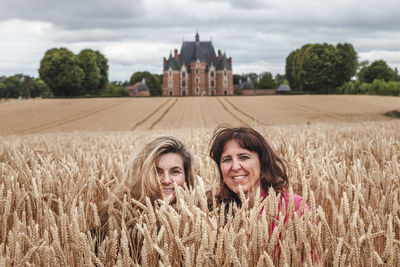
[165,53,179,71]
[238,79,243,89]
[276,84,291,91]
[137,78,149,92]
[243,76,254,89]
[164,32,232,72]
[217,53,231,70]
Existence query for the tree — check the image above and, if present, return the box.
[358,60,396,83]
[247,73,259,86]
[274,73,287,86]
[285,43,358,92]
[39,48,84,97]
[335,43,358,84]
[0,76,21,98]
[101,81,129,97]
[129,71,161,96]
[31,78,53,98]
[94,50,109,91]
[78,49,101,95]
[0,74,52,98]
[257,72,276,89]
[233,74,242,84]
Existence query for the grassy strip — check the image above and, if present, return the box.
[384,110,400,118]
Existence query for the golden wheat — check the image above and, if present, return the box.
[0,119,399,266]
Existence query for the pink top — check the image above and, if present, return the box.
[260,189,311,235]
[258,189,311,260]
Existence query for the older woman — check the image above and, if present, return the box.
[209,126,309,212]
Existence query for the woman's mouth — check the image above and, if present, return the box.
[232,175,246,181]
[163,188,175,193]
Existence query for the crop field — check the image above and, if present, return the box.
[0,95,399,266]
[0,95,398,135]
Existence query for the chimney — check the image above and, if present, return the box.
[218,50,222,60]
[163,57,167,68]
[228,57,232,67]
[174,49,178,62]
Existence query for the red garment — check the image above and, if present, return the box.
[260,189,311,260]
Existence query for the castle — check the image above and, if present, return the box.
[162,33,233,96]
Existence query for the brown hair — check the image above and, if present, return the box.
[209,126,288,204]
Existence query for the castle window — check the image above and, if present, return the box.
[211,90,215,96]
[182,90,186,96]
[211,80,214,87]
[196,87,199,94]
[196,69,199,74]
[169,71,172,77]
[169,91,172,96]
[210,71,214,77]
[224,90,227,95]
[182,72,186,78]
[196,78,199,84]
[182,80,186,87]
[224,70,227,76]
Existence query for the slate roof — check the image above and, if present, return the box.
[165,53,179,71]
[217,53,231,71]
[276,84,291,91]
[243,77,255,89]
[126,78,149,95]
[164,33,232,72]
[137,78,149,92]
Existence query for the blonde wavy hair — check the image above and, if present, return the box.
[112,135,194,204]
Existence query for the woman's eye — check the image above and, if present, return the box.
[240,155,249,160]
[171,169,182,175]
[222,158,231,163]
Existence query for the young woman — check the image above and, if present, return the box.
[97,136,194,231]
[209,126,310,212]
[113,135,194,205]
[93,136,194,257]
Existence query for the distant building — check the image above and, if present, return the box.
[126,78,150,96]
[276,84,291,93]
[235,76,276,95]
[162,32,233,96]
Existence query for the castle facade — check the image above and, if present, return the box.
[162,33,233,96]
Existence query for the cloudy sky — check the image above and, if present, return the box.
[1,0,400,82]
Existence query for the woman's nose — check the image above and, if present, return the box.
[159,172,172,184]
[232,159,241,171]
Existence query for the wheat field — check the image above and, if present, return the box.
[0,95,399,266]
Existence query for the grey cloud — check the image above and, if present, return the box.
[1,0,400,81]
[0,0,143,29]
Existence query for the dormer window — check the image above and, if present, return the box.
[210,71,214,78]
[182,71,186,78]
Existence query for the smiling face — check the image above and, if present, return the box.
[156,152,186,203]
[220,139,262,198]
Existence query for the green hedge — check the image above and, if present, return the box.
[336,79,400,96]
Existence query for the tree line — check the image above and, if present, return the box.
[1,44,399,99]
[285,43,400,95]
